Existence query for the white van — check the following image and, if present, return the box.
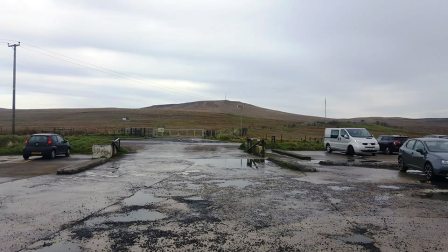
[323,128,379,155]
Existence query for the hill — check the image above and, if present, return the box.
[0,100,446,139]
[145,100,320,122]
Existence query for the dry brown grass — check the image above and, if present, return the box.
[0,100,446,139]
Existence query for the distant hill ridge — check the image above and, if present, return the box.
[144,100,320,122]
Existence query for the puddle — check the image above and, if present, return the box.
[123,190,165,206]
[378,185,400,190]
[360,160,380,163]
[188,159,265,169]
[209,179,254,188]
[341,234,374,244]
[185,196,203,201]
[375,195,390,201]
[85,209,167,226]
[329,198,342,204]
[413,189,448,201]
[328,186,352,191]
[179,170,202,175]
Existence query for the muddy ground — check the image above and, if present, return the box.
[1,140,448,251]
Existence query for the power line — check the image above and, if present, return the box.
[19,42,205,97]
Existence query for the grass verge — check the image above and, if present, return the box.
[0,135,131,155]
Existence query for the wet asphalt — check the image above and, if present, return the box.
[1,140,448,251]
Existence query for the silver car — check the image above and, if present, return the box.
[398,138,448,180]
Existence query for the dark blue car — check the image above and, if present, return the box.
[23,133,71,160]
[398,138,448,180]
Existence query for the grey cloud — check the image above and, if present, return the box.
[0,0,447,118]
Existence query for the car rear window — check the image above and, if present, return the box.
[425,141,448,152]
[29,136,48,144]
[394,137,408,141]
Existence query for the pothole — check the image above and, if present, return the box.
[413,189,448,201]
[85,209,167,226]
[123,190,166,206]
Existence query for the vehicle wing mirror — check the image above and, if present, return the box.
[344,135,349,139]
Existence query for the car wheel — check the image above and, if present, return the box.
[424,162,434,180]
[326,144,332,153]
[49,150,56,160]
[398,156,407,172]
[23,154,29,160]
[346,145,355,156]
[65,148,71,157]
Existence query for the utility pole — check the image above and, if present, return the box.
[324,97,327,123]
[8,42,20,135]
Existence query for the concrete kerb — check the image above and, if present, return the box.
[57,158,108,175]
[267,153,317,172]
[318,160,399,170]
[271,149,312,160]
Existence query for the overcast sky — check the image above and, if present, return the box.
[0,0,447,118]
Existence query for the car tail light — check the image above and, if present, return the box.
[47,137,53,145]
[393,140,400,145]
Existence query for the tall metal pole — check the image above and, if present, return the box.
[324,97,327,122]
[8,42,20,135]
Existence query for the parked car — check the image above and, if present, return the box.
[423,135,448,139]
[398,138,448,180]
[377,135,408,154]
[23,133,71,160]
[324,128,379,155]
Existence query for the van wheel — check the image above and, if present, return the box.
[23,155,29,160]
[326,144,332,153]
[346,146,355,156]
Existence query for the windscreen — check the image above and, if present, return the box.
[425,140,448,152]
[346,129,372,138]
[29,136,48,144]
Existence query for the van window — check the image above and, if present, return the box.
[330,130,339,138]
[341,129,348,137]
[346,129,372,138]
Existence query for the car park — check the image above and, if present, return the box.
[324,128,379,155]
[23,133,71,160]
[398,138,448,180]
[377,135,408,154]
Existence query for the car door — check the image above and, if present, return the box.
[339,129,351,151]
[401,139,415,166]
[410,140,427,170]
